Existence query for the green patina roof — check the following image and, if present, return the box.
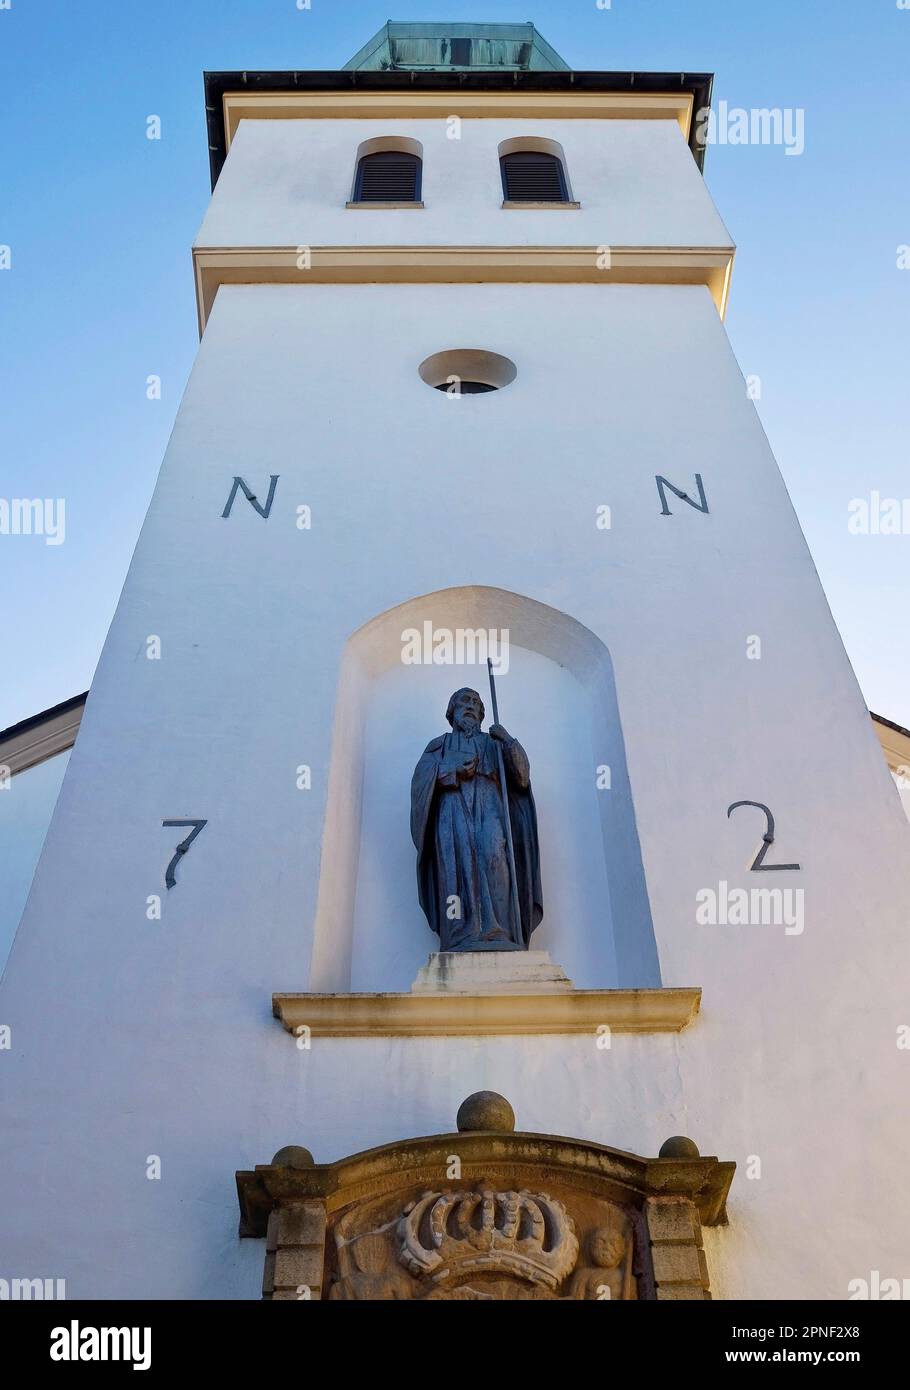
[344,21,569,73]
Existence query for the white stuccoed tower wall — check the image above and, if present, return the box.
[2,34,909,1301]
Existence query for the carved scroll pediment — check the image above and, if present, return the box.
[237,1108,734,1301]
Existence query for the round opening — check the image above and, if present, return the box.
[434,380,496,395]
[419,349,517,395]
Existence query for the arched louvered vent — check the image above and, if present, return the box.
[353,150,422,203]
[500,150,569,203]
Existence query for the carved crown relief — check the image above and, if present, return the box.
[327,1185,639,1301]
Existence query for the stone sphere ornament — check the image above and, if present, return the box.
[456,1091,516,1133]
[271,1145,315,1168]
[659,1135,700,1159]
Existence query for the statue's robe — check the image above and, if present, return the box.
[410,730,543,951]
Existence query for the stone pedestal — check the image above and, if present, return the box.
[410,950,574,995]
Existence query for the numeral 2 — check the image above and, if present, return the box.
[726,801,800,871]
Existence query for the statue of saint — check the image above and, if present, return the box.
[410,688,542,951]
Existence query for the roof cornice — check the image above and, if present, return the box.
[0,692,87,777]
[203,69,714,189]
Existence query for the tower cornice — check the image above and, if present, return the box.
[192,243,734,335]
[204,69,714,190]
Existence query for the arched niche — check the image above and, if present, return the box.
[308,587,659,993]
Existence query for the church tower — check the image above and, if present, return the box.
[2,22,908,1302]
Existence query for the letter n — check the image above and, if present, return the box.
[222,475,279,518]
[656,473,709,516]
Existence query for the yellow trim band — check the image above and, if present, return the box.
[223,90,696,151]
[193,243,734,332]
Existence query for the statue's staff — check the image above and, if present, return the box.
[487,658,523,947]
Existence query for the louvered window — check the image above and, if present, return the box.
[500,151,569,203]
[353,150,422,203]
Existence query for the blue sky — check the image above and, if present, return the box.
[1,0,908,729]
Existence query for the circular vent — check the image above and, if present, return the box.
[419,349,517,396]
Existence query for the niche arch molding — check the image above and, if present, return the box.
[308,585,661,995]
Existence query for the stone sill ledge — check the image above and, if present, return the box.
[272,986,700,1037]
[501,199,581,209]
[343,201,581,210]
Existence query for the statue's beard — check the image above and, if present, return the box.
[455,717,479,735]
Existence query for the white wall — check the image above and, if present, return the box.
[1,281,909,1301]
[196,117,732,252]
[0,751,70,977]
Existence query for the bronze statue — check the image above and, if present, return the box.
[410,687,542,951]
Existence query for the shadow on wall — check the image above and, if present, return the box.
[309,586,660,993]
